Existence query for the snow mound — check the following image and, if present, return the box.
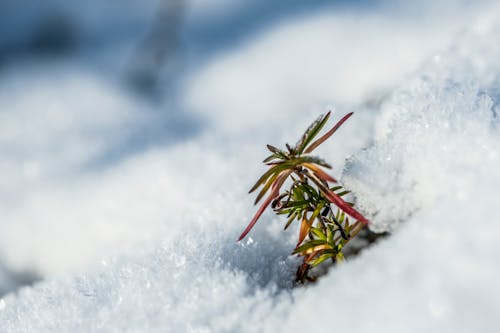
[2,2,500,333]
[343,12,500,232]
[0,230,298,332]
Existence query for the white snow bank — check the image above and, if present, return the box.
[0,229,299,332]
[1,2,500,332]
[264,187,500,333]
[343,9,500,231]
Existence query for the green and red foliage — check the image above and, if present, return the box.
[238,111,369,282]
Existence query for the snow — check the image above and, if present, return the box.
[343,12,500,232]
[1,0,500,332]
[183,9,471,135]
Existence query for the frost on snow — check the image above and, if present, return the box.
[1,2,500,333]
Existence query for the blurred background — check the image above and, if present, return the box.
[0,0,488,296]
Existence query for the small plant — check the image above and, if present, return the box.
[238,111,369,282]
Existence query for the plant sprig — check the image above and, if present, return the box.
[238,111,368,282]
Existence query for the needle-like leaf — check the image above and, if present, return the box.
[310,253,333,267]
[239,171,291,240]
[238,191,276,241]
[293,240,328,254]
[307,171,368,225]
[254,172,279,204]
[297,205,322,247]
[295,112,331,154]
[304,112,353,154]
[266,144,287,156]
[321,186,368,225]
[248,162,291,193]
[297,215,312,248]
[302,163,337,183]
[310,227,326,241]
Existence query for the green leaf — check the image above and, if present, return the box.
[292,186,305,201]
[262,154,281,164]
[249,162,293,194]
[304,112,353,154]
[254,172,279,204]
[297,183,319,201]
[326,225,333,244]
[299,156,332,169]
[310,253,333,267]
[296,205,322,247]
[310,204,322,223]
[310,227,326,241]
[293,239,327,254]
[344,220,352,233]
[284,212,298,230]
[339,211,345,224]
[282,200,310,209]
[266,144,286,155]
[295,112,331,155]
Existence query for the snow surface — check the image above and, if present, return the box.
[1,1,500,332]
